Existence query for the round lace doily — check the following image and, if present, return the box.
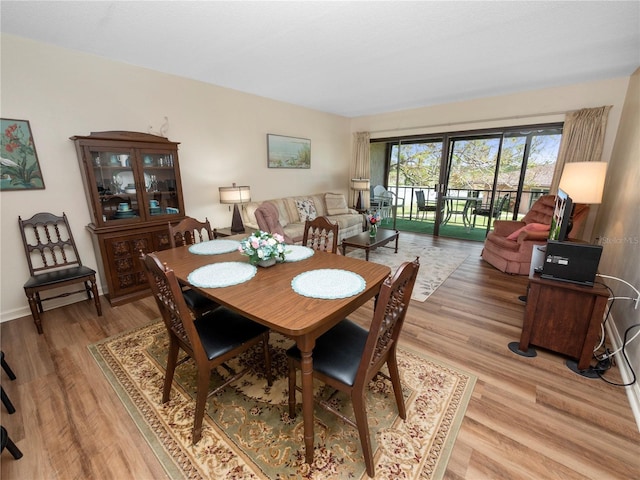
[291,269,366,299]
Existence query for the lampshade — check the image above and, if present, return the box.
[218,183,251,204]
[558,162,607,204]
[351,178,370,191]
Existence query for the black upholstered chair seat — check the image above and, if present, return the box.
[182,289,217,315]
[23,265,96,288]
[287,319,367,387]
[196,307,270,361]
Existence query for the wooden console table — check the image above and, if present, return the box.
[516,275,609,370]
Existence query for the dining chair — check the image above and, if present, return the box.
[301,216,339,254]
[415,190,441,221]
[1,351,16,415]
[287,258,420,477]
[140,252,273,444]
[169,216,215,247]
[474,193,511,221]
[168,217,219,317]
[18,212,102,334]
[1,426,23,460]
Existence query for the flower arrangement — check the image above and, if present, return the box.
[239,230,287,265]
[368,211,381,236]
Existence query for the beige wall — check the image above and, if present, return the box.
[593,68,640,390]
[351,77,631,239]
[0,34,350,321]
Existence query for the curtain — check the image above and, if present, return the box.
[351,132,371,207]
[550,106,611,193]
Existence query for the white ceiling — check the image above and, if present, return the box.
[2,1,639,117]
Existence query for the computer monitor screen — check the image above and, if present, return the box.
[549,188,573,242]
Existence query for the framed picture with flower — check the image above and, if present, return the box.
[1,118,45,190]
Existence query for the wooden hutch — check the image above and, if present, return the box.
[71,131,186,305]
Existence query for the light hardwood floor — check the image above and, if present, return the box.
[1,234,638,479]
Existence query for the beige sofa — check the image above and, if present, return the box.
[241,192,365,243]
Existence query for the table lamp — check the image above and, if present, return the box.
[351,178,370,211]
[558,161,607,232]
[219,183,251,233]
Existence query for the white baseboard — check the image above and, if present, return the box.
[605,317,640,432]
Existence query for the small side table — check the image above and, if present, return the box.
[511,274,609,371]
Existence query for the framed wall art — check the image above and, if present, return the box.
[1,118,45,190]
[267,134,311,169]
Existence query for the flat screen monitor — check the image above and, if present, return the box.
[549,188,573,242]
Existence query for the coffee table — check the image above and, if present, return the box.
[341,228,399,260]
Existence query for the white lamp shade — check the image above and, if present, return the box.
[219,184,251,204]
[559,162,607,204]
[351,178,370,191]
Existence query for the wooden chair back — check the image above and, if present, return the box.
[168,217,213,248]
[302,216,339,253]
[140,252,200,358]
[356,258,420,387]
[19,212,83,275]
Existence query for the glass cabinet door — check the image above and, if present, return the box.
[90,149,141,223]
[140,151,181,218]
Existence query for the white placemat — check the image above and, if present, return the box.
[284,245,315,262]
[291,269,366,299]
[188,239,240,255]
[187,262,256,288]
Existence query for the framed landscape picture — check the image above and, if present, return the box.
[267,134,311,169]
[1,118,45,190]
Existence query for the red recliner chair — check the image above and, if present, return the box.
[481,195,589,275]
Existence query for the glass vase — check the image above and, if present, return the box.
[369,224,377,237]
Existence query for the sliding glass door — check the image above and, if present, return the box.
[371,123,563,240]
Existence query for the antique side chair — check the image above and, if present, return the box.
[140,252,273,444]
[18,212,102,334]
[287,258,420,477]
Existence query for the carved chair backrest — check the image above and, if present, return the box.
[169,217,213,248]
[18,212,83,276]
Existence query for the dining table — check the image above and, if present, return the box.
[152,240,391,465]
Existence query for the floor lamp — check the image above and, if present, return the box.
[219,183,251,233]
[351,178,369,211]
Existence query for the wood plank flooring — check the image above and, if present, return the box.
[2,233,638,479]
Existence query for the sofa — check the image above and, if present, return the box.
[481,194,589,275]
[241,192,365,244]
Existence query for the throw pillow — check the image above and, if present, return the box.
[507,222,550,241]
[295,199,317,222]
[325,193,349,215]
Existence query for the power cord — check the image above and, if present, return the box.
[595,324,639,387]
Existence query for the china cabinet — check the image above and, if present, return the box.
[71,131,186,305]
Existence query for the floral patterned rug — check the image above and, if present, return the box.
[89,322,475,479]
[344,236,469,302]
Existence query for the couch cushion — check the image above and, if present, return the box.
[295,198,317,222]
[325,193,349,215]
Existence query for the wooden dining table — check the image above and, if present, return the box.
[152,243,391,464]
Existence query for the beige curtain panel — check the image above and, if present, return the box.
[550,105,612,193]
[351,132,371,207]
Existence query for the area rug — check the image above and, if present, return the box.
[345,235,469,302]
[89,322,475,480]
